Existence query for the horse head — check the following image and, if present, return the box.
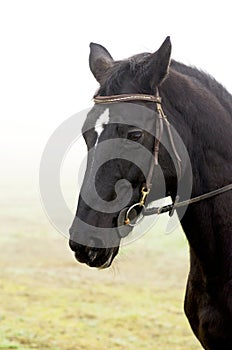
[69,37,178,268]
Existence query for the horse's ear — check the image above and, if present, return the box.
[143,36,172,89]
[89,43,114,84]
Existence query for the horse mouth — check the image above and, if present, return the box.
[70,240,119,269]
[94,250,116,269]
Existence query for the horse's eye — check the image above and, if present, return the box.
[127,129,143,142]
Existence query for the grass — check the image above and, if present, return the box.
[0,185,203,349]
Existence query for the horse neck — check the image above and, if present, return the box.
[160,69,232,283]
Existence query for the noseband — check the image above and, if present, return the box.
[94,92,232,228]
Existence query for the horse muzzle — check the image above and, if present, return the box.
[69,238,119,268]
[69,215,121,268]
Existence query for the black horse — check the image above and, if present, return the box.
[69,37,232,349]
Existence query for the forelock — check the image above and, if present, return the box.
[97,52,151,95]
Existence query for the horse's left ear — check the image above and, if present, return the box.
[143,36,172,89]
[89,43,114,84]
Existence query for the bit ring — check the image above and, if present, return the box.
[124,203,145,227]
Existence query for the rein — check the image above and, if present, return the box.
[144,183,232,216]
[94,92,232,228]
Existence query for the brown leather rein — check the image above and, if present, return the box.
[94,93,232,227]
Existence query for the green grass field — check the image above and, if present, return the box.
[0,186,203,350]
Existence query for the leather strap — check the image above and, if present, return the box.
[94,94,162,104]
[144,183,232,216]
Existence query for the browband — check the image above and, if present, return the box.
[94,94,162,104]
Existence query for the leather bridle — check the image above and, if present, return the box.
[94,92,232,228]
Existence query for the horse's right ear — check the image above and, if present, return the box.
[89,43,114,84]
[143,36,172,89]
